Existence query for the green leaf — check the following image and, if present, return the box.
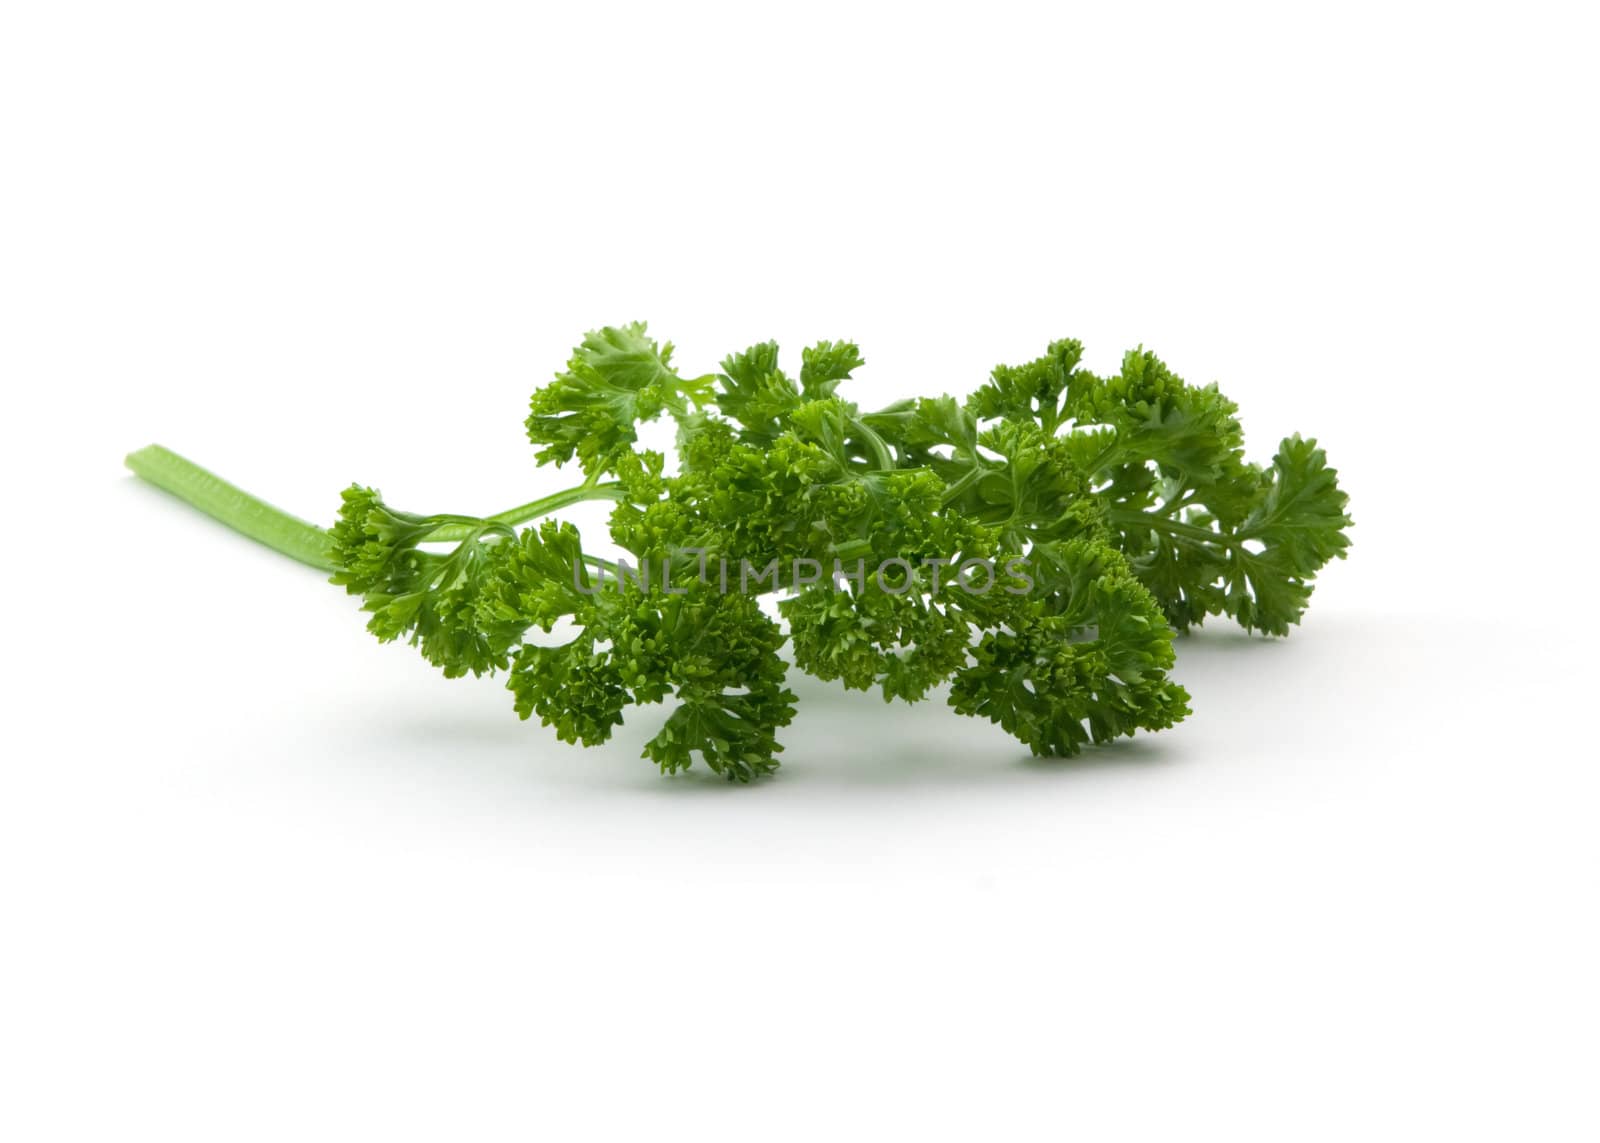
[328,485,518,678]
[713,341,802,443]
[526,322,713,476]
[1225,435,1353,635]
[966,338,1087,433]
[798,340,864,399]
[948,540,1191,755]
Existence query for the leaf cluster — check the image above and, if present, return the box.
[328,324,1350,778]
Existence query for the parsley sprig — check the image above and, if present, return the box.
[128,323,1351,780]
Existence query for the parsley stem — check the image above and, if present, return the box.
[422,481,625,543]
[1109,508,1225,546]
[125,444,337,571]
[851,418,896,470]
[939,464,987,506]
[128,444,626,567]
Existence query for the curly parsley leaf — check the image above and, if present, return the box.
[526,322,714,476]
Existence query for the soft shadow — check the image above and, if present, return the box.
[773,716,1181,791]
[314,676,1185,800]
[306,637,1201,800]
[1173,626,1288,656]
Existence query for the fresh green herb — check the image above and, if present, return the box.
[127,323,1351,780]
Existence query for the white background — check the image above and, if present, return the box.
[3,2,1597,1139]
